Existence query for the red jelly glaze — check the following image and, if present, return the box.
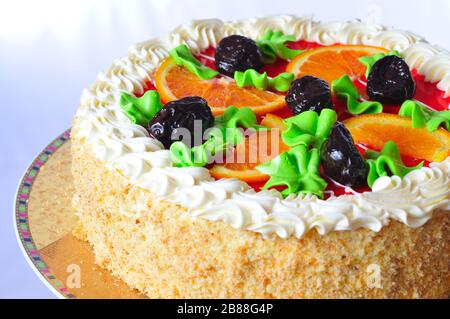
[196,47,217,70]
[147,41,449,196]
[137,80,157,97]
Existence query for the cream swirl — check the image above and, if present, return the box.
[237,15,313,41]
[403,42,441,70]
[168,19,231,53]
[128,38,169,65]
[368,29,422,51]
[419,53,450,98]
[307,21,348,45]
[337,21,385,45]
[74,16,450,240]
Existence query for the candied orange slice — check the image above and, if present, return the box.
[209,114,288,182]
[286,45,388,84]
[344,113,450,162]
[154,57,287,116]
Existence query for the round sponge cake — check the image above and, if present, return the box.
[71,16,450,298]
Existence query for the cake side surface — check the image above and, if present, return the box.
[71,121,450,298]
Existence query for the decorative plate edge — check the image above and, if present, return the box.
[13,129,74,299]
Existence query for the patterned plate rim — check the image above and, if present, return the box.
[13,129,74,299]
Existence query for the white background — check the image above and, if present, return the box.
[0,0,449,298]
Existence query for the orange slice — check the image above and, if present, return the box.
[344,113,450,162]
[209,114,288,182]
[286,45,389,84]
[260,113,287,130]
[155,57,287,116]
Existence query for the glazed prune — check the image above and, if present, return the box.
[285,76,334,115]
[321,122,368,188]
[367,55,415,104]
[214,35,264,77]
[147,96,214,149]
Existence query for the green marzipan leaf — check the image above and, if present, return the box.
[257,30,303,64]
[281,108,338,149]
[170,130,229,167]
[256,145,327,198]
[255,109,339,198]
[170,106,263,167]
[234,69,295,92]
[169,44,218,80]
[119,90,163,126]
[365,141,424,188]
[399,99,450,132]
[332,75,383,115]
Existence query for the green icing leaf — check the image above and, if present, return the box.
[170,141,210,168]
[119,90,163,126]
[257,109,337,197]
[234,69,295,92]
[427,111,450,132]
[170,106,264,167]
[359,50,401,78]
[399,99,450,132]
[215,105,265,130]
[169,44,218,80]
[207,126,245,147]
[365,141,424,188]
[398,99,431,128]
[170,130,229,167]
[281,109,337,149]
[256,30,303,64]
[234,69,269,91]
[332,75,383,115]
[256,145,327,198]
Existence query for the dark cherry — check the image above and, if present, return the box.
[147,96,214,149]
[367,55,416,104]
[321,122,368,188]
[214,35,264,77]
[285,76,334,115]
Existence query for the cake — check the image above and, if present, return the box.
[71,16,450,298]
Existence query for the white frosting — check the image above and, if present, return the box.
[74,16,450,239]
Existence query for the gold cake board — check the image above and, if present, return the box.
[16,133,145,298]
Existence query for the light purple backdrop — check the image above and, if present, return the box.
[1,0,449,298]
